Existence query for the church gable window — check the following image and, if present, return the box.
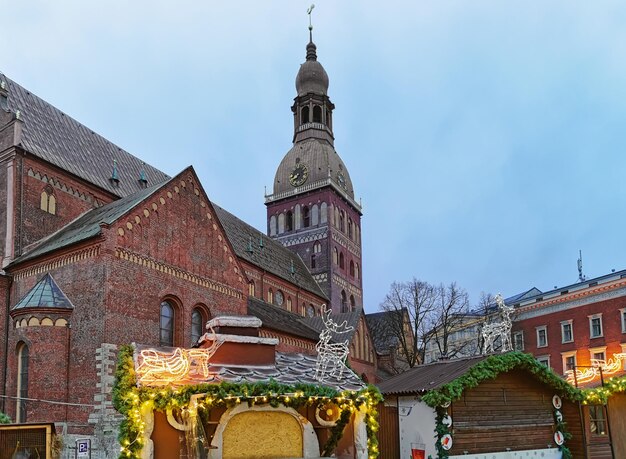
[191,306,209,345]
[160,299,177,347]
[40,186,56,215]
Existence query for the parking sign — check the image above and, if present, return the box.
[76,439,90,458]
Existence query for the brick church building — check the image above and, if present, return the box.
[0,33,376,453]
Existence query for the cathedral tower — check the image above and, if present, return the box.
[265,33,363,314]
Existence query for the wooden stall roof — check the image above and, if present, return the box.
[377,355,489,395]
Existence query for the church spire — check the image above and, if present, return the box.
[292,5,335,145]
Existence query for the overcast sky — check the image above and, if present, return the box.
[4,1,626,312]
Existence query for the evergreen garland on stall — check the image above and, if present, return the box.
[112,345,382,459]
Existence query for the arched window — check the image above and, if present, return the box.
[348,218,353,239]
[313,105,322,123]
[349,260,355,277]
[16,342,29,423]
[286,211,293,231]
[311,204,319,225]
[333,247,339,265]
[341,290,348,313]
[326,109,332,129]
[269,215,277,236]
[40,186,56,215]
[320,202,328,224]
[355,263,360,280]
[249,281,256,297]
[191,307,207,344]
[301,106,310,124]
[278,213,285,234]
[339,211,345,232]
[287,297,292,312]
[313,241,322,254]
[274,290,284,306]
[339,252,345,269]
[160,301,175,347]
[302,206,310,227]
[267,288,274,304]
[350,295,356,311]
[311,254,316,269]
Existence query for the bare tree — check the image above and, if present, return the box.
[429,282,472,360]
[379,279,438,370]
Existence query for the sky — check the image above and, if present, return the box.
[3,1,626,312]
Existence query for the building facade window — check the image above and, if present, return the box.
[333,247,338,265]
[561,351,577,374]
[286,211,293,231]
[302,206,310,227]
[160,300,175,347]
[267,288,273,304]
[286,297,292,312]
[561,320,573,343]
[16,343,29,423]
[589,405,607,436]
[349,261,355,277]
[536,355,550,368]
[339,252,345,269]
[589,314,603,338]
[349,295,355,311]
[589,346,607,363]
[621,308,626,333]
[341,290,348,313]
[313,241,321,253]
[536,325,548,348]
[513,331,524,351]
[311,254,316,269]
[249,281,256,297]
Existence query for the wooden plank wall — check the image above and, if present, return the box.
[377,402,400,459]
[448,369,566,455]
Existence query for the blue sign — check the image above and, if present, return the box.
[76,439,90,458]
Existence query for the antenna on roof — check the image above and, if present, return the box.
[577,250,586,283]
[307,4,315,42]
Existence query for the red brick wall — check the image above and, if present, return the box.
[19,157,114,252]
[513,292,626,375]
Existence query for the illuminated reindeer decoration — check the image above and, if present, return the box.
[314,305,354,382]
[481,294,514,354]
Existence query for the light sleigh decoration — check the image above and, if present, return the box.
[481,294,514,354]
[566,353,626,385]
[315,305,354,382]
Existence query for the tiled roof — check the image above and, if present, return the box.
[248,297,321,341]
[2,74,170,197]
[11,180,170,265]
[365,310,402,355]
[377,355,489,395]
[303,308,362,343]
[214,205,327,299]
[12,273,74,310]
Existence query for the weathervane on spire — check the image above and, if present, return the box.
[307,4,315,41]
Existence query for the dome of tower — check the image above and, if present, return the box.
[295,42,329,96]
[273,138,355,199]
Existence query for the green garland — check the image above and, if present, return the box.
[0,412,10,424]
[583,373,626,405]
[420,352,582,458]
[113,345,382,459]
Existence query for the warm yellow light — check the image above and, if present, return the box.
[566,353,626,384]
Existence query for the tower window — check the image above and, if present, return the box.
[339,252,345,269]
[326,109,332,129]
[313,241,321,254]
[355,263,360,280]
[350,295,356,311]
[286,211,294,231]
[341,290,348,313]
[302,206,310,227]
[349,260,355,277]
[333,247,339,265]
[311,254,316,269]
[301,106,310,124]
[313,105,322,123]
[339,211,345,232]
[348,218,353,239]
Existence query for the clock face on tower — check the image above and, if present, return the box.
[289,163,309,187]
[336,172,346,189]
